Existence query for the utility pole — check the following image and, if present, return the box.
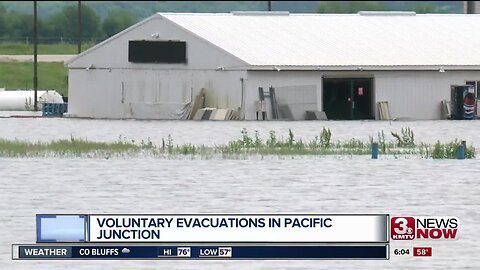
[267,1,272,11]
[33,1,38,111]
[77,1,82,53]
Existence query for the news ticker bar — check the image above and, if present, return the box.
[12,244,389,260]
[36,214,389,243]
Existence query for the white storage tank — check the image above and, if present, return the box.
[0,89,64,111]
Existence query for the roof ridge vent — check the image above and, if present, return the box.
[358,11,416,16]
[231,11,289,16]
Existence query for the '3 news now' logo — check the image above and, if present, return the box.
[391,216,459,240]
[391,217,415,240]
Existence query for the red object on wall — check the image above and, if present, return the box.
[358,87,364,96]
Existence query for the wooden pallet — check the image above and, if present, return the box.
[189,88,205,120]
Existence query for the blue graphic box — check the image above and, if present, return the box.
[36,215,86,242]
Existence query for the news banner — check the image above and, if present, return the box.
[12,214,459,260]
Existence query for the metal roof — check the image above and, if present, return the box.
[160,12,480,69]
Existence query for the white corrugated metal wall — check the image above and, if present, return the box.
[68,68,246,119]
[375,71,480,120]
[67,14,247,119]
[245,71,323,120]
[274,85,318,120]
[67,15,245,70]
[244,70,480,120]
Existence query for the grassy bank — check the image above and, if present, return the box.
[0,43,95,55]
[0,62,68,96]
[0,128,475,159]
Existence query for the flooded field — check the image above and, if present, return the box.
[0,119,479,269]
[1,118,479,146]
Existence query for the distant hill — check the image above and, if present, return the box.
[1,1,464,21]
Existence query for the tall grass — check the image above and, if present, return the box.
[0,135,153,158]
[427,140,475,159]
[0,128,475,159]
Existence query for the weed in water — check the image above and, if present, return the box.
[266,130,277,148]
[320,127,332,148]
[391,127,415,148]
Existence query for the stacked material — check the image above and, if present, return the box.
[377,101,391,120]
[193,108,239,120]
[441,100,451,119]
[42,103,68,117]
[189,88,205,120]
[187,88,240,120]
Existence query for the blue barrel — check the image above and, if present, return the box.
[372,143,379,159]
[457,144,465,160]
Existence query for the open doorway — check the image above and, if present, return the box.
[322,78,374,120]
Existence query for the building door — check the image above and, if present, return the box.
[322,78,374,120]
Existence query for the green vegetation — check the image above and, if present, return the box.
[0,136,144,158]
[429,140,475,159]
[0,62,68,96]
[0,42,95,54]
[317,1,386,13]
[317,1,455,14]
[390,127,415,148]
[102,9,137,38]
[0,128,475,159]
[0,2,138,44]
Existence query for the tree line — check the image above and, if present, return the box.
[316,1,448,14]
[0,3,137,43]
